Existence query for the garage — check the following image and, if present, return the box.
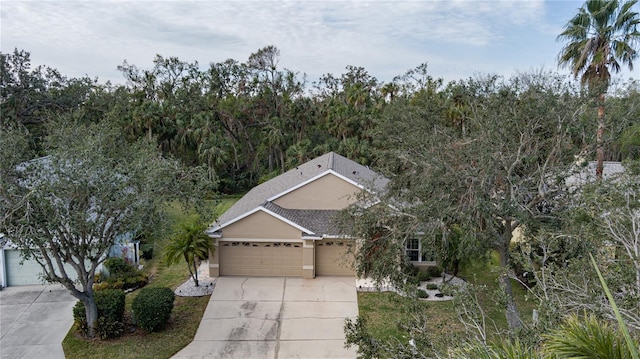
[3,249,46,286]
[219,241,303,277]
[1,248,84,287]
[315,240,355,276]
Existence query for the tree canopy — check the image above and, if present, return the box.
[0,117,209,337]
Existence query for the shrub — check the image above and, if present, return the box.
[417,289,430,299]
[426,283,439,290]
[426,266,442,278]
[73,289,126,339]
[104,257,132,277]
[96,316,125,339]
[132,287,175,332]
[406,275,420,286]
[416,271,431,282]
[98,257,148,291]
[403,263,419,277]
[95,289,126,323]
[141,243,154,260]
[439,283,456,297]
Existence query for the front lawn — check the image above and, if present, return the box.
[357,252,538,353]
[63,197,239,359]
[357,291,462,344]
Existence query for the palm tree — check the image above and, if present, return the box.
[557,0,640,179]
[543,314,638,359]
[163,219,215,287]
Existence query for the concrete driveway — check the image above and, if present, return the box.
[0,284,76,359]
[173,276,358,359]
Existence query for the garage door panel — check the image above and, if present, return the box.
[5,250,46,286]
[219,241,302,277]
[315,240,355,276]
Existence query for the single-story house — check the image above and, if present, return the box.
[0,233,139,288]
[1,156,142,287]
[207,152,393,279]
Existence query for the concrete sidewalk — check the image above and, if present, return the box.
[172,276,358,359]
[0,284,76,359]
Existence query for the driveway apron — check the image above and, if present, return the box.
[0,284,76,359]
[173,276,358,359]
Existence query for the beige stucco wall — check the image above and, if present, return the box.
[209,240,220,277]
[222,210,302,239]
[273,173,361,210]
[302,239,315,279]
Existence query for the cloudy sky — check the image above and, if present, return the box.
[1,0,637,86]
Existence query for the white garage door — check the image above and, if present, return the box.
[219,241,303,277]
[4,249,46,286]
[315,240,356,276]
[4,249,82,286]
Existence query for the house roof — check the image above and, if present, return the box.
[565,161,625,187]
[208,152,388,235]
[262,202,344,237]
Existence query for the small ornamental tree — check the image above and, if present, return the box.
[0,118,209,337]
[163,219,215,287]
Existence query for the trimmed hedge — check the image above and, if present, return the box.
[132,287,175,332]
[73,289,126,339]
[416,271,431,282]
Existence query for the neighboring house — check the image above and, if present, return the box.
[565,160,625,188]
[0,234,137,288]
[0,156,141,288]
[207,152,390,279]
[511,160,625,244]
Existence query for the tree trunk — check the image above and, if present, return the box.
[280,149,285,173]
[83,297,99,338]
[498,225,522,330]
[596,93,605,180]
[193,260,200,287]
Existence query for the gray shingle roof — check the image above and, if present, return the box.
[209,152,388,233]
[262,202,344,236]
[566,161,625,187]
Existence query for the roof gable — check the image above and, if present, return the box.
[266,170,362,202]
[209,152,388,234]
[211,206,315,235]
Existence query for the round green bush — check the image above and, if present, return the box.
[416,271,431,282]
[132,287,175,332]
[417,289,430,299]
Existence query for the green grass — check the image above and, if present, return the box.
[357,291,462,343]
[357,251,538,351]
[63,197,239,359]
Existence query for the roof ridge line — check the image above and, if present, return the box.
[328,151,334,170]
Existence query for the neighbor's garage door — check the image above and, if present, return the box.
[219,241,303,277]
[4,249,45,286]
[315,240,355,276]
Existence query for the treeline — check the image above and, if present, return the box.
[2,46,639,193]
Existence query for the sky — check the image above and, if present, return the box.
[1,0,638,86]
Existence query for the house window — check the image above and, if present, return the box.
[405,238,434,263]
